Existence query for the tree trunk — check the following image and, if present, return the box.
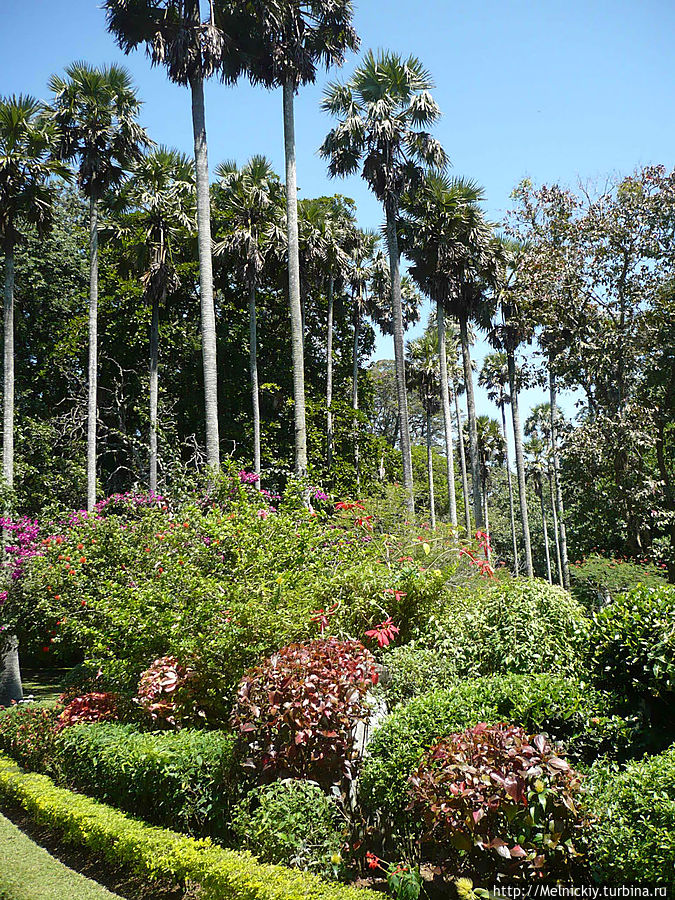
[283,77,308,478]
[549,467,563,587]
[500,399,519,573]
[483,476,491,562]
[436,300,457,530]
[3,235,14,494]
[454,381,471,536]
[149,286,161,493]
[458,314,482,530]
[549,367,570,589]
[190,74,220,473]
[352,303,360,489]
[426,407,436,530]
[0,635,22,707]
[249,276,261,490]
[326,274,334,469]
[87,195,98,512]
[539,477,553,584]
[507,348,533,576]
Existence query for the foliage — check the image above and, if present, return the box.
[0,751,379,900]
[0,703,62,774]
[570,553,668,609]
[232,779,344,878]
[231,638,377,785]
[57,692,120,730]
[136,655,205,727]
[585,746,675,887]
[409,724,585,880]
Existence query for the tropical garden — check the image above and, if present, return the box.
[0,1,673,898]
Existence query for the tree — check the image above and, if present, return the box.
[111,147,195,492]
[321,49,447,515]
[214,156,283,488]
[525,434,553,583]
[525,403,563,586]
[475,414,505,557]
[48,62,148,510]
[104,0,247,475]
[407,332,441,528]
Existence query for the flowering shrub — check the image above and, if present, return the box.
[409,723,586,880]
[57,692,120,730]
[136,656,203,727]
[0,703,62,773]
[231,638,378,784]
[571,553,668,609]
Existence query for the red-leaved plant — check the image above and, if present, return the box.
[136,656,202,727]
[57,692,119,730]
[408,723,586,880]
[231,638,378,785]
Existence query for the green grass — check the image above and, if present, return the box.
[19,669,69,704]
[0,812,121,900]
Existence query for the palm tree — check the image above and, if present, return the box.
[104,0,247,475]
[479,352,519,572]
[0,95,67,707]
[111,147,195,492]
[321,50,447,515]
[48,62,148,510]
[475,414,505,558]
[230,0,359,480]
[214,156,283,489]
[407,332,441,528]
[525,434,553,583]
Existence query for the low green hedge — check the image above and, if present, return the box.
[0,753,378,900]
[585,745,675,887]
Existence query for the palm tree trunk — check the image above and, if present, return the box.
[3,235,14,494]
[549,367,570,589]
[283,77,308,478]
[549,467,563,586]
[500,400,519,573]
[507,348,533,576]
[326,274,334,469]
[458,314,482,530]
[87,195,98,512]
[540,478,553,584]
[249,276,261,491]
[0,635,22,707]
[190,74,220,473]
[352,302,360,489]
[454,381,471,536]
[385,198,414,516]
[483,477,491,562]
[436,299,457,530]
[149,287,161,493]
[426,407,436,530]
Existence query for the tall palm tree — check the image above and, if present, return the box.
[475,414,505,557]
[525,434,553,583]
[407,332,441,529]
[111,147,195,492]
[104,0,248,475]
[230,0,359,479]
[321,50,447,515]
[479,351,519,572]
[48,62,148,510]
[0,95,67,708]
[214,156,283,489]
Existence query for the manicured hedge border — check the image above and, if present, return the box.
[0,754,377,900]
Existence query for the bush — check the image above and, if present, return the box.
[136,655,206,727]
[585,745,675,887]
[57,692,120,729]
[409,723,586,880]
[232,780,344,878]
[0,703,62,774]
[359,674,633,836]
[570,553,668,609]
[231,638,378,786]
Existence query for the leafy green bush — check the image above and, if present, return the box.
[359,674,632,837]
[571,553,668,609]
[585,745,675,887]
[0,703,63,775]
[232,780,344,878]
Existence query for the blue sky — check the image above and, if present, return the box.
[2,0,674,437]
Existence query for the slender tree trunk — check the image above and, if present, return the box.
[483,476,491,562]
[539,478,553,584]
[436,300,457,530]
[549,467,563,587]
[149,287,161,493]
[249,276,261,490]
[0,635,22,707]
[385,199,414,516]
[426,407,436,530]
[283,77,307,478]
[549,367,570,589]
[459,314,482,530]
[3,235,14,494]
[326,274,334,469]
[500,399,519,573]
[190,74,220,473]
[507,348,533,576]
[454,381,471,536]
[352,303,360,489]
[87,195,98,512]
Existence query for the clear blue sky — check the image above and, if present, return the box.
[2,0,674,436]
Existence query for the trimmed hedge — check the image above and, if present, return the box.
[0,753,378,900]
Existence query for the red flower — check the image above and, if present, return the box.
[310,601,339,633]
[366,851,381,870]
[365,616,400,648]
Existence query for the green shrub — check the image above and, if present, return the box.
[571,553,668,609]
[232,780,344,878]
[585,745,675,886]
[359,674,632,838]
[0,752,378,900]
[0,703,62,775]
